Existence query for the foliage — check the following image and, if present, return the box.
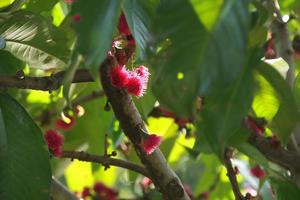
[1,0,300,199]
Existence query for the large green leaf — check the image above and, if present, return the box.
[0,10,70,69]
[0,50,24,75]
[257,62,299,144]
[26,0,59,13]
[71,0,122,72]
[0,93,51,200]
[123,0,157,58]
[270,176,300,200]
[198,61,254,156]
[149,0,249,117]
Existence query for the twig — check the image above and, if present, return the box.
[99,58,191,200]
[51,177,79,200]
[224,148,244,200]
[0,69,94,91]
[71,90,105,106]
[248,134,300,171]
[61,150,150,178]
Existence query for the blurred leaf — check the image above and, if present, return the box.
[257,62,299,144]
[150,0,249,117]
[123,0,157,58]
[71,0,122,73]
[293,72,300,110]
[0,50,24,74]
[236,143,269,168]
[252,73,280,121]
[26,0,59,13]
[0,10,70,69]
[198,57,254,157]
[0,93,51,200]
[270,176,300,200]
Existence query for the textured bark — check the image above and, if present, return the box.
[99,58,191,200]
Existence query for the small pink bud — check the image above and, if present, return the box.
[250,165,265,179]
[64,0,73,4]
[141,134,162,155]
[81,187,90,198]
[118,12,131,35]
[72,14,81,22]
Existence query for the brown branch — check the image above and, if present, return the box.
[99,58,191,200]
[224,148,244,200]
[0,69,94,91]
[248,135,300,171]
[61,150,150,178]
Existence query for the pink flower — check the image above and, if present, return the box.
[81,187,90,198]
[183,184,193,198]
[111,66,130,88]
[126,73,144,97]
[64,0,73,4]
[141,134,162,155]
[135,65,150,82]
[55,116,75,131]
[118,12,131,36]
[250,165,265,179]
[44,130,64,156]
[72,14,81,22]
[93,182,118,200]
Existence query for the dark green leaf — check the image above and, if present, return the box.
[199,58,254,156]
[149,0,250,117]
[270,176,300,200]
[0,93,51,200]
[0,50,24,75]
[257,62,299,144]
[26,0,59,13]
[0,10,70,69]
[71,0,122,72]
[123,0,157,58]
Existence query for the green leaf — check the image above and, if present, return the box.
[123,0,157,58]
[71,0,122,72]
[149,0,249,117]
[26,0,59,13]
[0,50,24,75]
[252,73,280,121]
[0,93,51,200]
[0,10,70,69]
[293,72,300,109]
[270,176,300,200]
[199,63,254,156]
[256,62,299,144]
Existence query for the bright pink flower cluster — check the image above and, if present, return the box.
[111,65,149,97]
[93,182,118,200]
[141,134,162,155]
[250,165,265,179]
[44,129,64,156]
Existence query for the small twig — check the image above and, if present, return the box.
[224,148,244,200]
[0,69,94,91]
[61,150,150,178]
[72,90,105,106]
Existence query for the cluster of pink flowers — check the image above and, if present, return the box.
[44,115,76,156]
[44,130,64,156]
[78,182,118,200]
[111,65,150,97]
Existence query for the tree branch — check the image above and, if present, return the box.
[99,58,191,200]
[224,148,244,200]
[0,69,94,91]
[61,150,150,178]
[248,134,300,171]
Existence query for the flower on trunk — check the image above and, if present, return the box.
[250,165,265,179]
[111,65,130,89]
[141,134,162,155]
